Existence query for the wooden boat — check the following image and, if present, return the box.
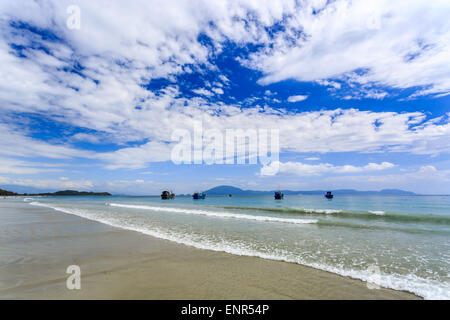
[161,190,175,199]
[274,190,284,200]
[193,192,206,200]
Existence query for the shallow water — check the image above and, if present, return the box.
[7,194,450,299]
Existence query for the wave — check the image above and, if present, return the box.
[317,220,448,235]
[369,210,385,215]
[28,201,449,299]
[217,206,450,225]
[107,203,317,225]
[221,206,342,214]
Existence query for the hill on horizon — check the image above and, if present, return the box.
[204,185,416,195]
[0,188,111,196]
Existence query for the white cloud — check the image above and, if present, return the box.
[0,157,63,174]
[316,80,341,89]
[212,87,224,95]
[261,161,395,176]
[1,0,449,122]
[287,95,308,102]
[98,141,174,169]
[99,106,450,169]
[193,88,214,97]
[244,0,450,98]
[71,133,101,144]
[315,165,450,194]
[342,88,389,100]
[0,0,449,173]
[218,75,230,83]
[0,176,94,190]
[418,165,437,173]
[0,122,93,159]
[1,92,450,170]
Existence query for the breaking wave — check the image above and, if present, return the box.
[107,203,317,225]
[28,201,450,299]
[217,206,450,225]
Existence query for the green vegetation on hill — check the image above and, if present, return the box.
[0,188,18,196]
[0,188,111,196]
[35,190,112,196]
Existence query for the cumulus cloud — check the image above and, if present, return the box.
[218,75,230,83]
[0,176,94,190]
[287,95,308,102]
[71,133,101,144]
[1,0,449,128]
[0,157,64,174]
[212,87,224,95]
[1,93,450,170]
[98,141,174,169]
[0,122,93,159]
[316,80,341,90]
[0,0,449,174]
[193,88,214,97]
[94,106,450,169]
[260,161,395,176]
[245,0,450,98]
[315,165,450,194]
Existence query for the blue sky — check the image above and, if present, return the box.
[1,0,450,194]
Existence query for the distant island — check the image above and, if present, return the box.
[0,189,111,197]
[0,186,417,197]
[203,185,416,196]
[0,188,18,196]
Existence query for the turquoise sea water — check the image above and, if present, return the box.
[16,194,450,299]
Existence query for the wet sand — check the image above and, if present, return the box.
[0,200,420,299]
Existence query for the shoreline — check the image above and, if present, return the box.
[0,201,420,299]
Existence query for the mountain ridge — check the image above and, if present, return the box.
[204,185,416,195]
[0,188,111,196]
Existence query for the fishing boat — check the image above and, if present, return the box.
[325,191,334,199]
[192,192,206,200]
[161,190,175,200]
[274,190,284,200]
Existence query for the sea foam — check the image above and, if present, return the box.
[108,203,318,225]
[29,201,450,300]
[369,210,386,215]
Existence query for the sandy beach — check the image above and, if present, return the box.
[0,199,419,300]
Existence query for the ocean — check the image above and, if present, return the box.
[12,194,450,299]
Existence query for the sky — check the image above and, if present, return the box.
[0,0,450,195]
